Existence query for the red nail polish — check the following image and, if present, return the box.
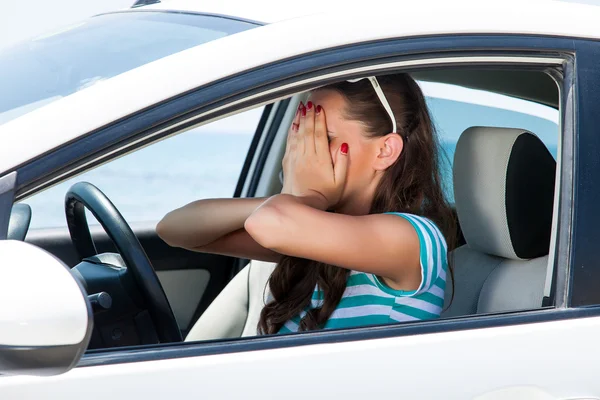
[298,101,304,110]
[301,106,306,117]
[341,143,348,154]
[316,105,322,114]
[306,101,313,110]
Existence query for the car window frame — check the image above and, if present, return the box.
[0,34,590,368]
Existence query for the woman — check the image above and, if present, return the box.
[157,73,455,335]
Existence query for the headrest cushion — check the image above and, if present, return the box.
[453,127,556,260]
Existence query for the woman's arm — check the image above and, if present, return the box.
[156,197,281,263]
[245,194,429,291]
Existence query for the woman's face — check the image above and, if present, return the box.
[307,90,382,214]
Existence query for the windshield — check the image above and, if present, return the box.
[0,12,259,125]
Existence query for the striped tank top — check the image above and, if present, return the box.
[278,213,447,333]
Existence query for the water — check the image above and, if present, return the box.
[24,132,254,229]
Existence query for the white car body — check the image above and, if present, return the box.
[0,0,599,398]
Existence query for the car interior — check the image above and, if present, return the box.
[6,66,562,350]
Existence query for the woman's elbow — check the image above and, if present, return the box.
[244,204,287,250]
[156,217,171,242]
[156,213,182,247]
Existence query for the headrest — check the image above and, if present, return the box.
[453,127,556,260]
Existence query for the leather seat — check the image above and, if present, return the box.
[185,259,275,340]
[185,126,557,341]
[442,127,556,317]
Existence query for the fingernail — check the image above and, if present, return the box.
[306,101,313,110]
[316,105,322,114]
[298,101,304,109]
[341,143,348,154]
[301,106,306,117]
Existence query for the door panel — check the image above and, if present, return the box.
[25,223,235,333]
[156,269,210,330]
[1,315,599,398]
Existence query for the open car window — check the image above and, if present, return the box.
[21,107,265,229]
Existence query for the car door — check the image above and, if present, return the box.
[3,4,600,399]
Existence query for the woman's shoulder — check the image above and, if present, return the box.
[383,212,446,244]
[383,211,448,272]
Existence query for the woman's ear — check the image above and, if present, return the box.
[373,133,403,171]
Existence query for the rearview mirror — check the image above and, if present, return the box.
[0,240,92,376]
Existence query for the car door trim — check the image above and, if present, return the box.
[233,103,273,198]
[564,41,600,307]
[545,58,575,309]
[0,171,17,240]
[80,307,598,367]
[205,56,563,117]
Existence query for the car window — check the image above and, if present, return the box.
[0,12,259,125]
[420,81,559,202]
[22,107,265,229]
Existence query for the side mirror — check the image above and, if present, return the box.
[0,240,92,376]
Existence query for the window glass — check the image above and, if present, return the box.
[23,107,264,229]
[0,12,258,125]
[420,81,559,202]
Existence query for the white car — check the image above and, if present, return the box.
[0,0,598,398]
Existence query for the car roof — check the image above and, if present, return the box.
[2,0,598,176]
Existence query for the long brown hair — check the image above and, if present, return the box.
[258,73,456,334]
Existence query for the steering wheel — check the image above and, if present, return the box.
[65,182,182,343]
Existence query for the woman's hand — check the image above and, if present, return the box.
[281,101,348,210]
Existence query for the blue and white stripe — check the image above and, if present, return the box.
[278,213,448,333]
